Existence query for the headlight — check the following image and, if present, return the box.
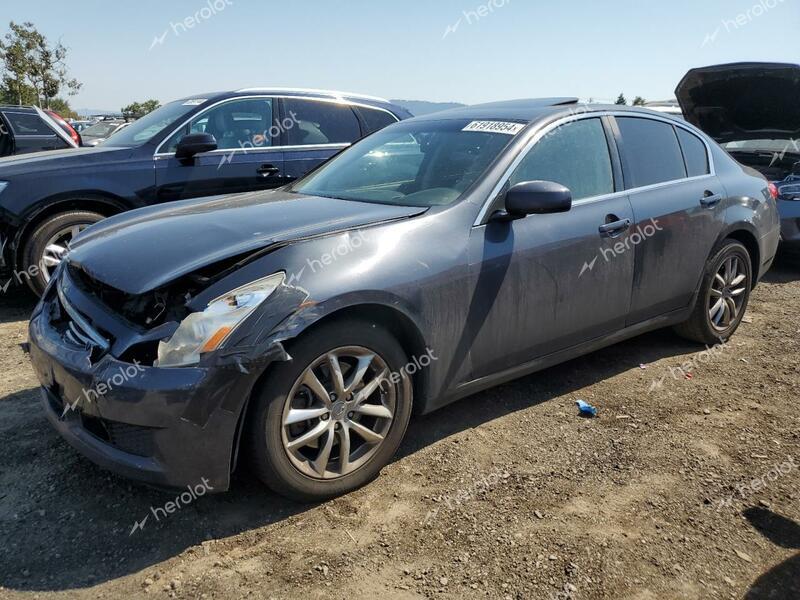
[156,272,285,368]
[0,182,8,195]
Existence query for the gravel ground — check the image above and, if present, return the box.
[0,256,798,600]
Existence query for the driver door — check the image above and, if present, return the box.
[468,117,636,379]
[154,97,286,202]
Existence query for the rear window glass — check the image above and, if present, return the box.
[617,117,687,188]
[284,99,361,146]
[5,112,52,136]
[677,128,710,177]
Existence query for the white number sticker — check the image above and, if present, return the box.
[462,121,526,135]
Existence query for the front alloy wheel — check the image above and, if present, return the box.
[281,347,395,480]
[247,319,413,502]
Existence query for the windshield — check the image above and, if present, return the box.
[100,100,199,147]
[81,122,122,138]
[724,139,800,154]
[291,119,523,206]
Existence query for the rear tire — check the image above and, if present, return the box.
[673,240,752,344]
[21,210,105,296]
[246,319,413,502]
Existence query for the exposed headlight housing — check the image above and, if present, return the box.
[156,273,284,368]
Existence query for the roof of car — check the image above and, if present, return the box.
[0,105,37,113]
[409,99,684,124]
[175,88,403,112]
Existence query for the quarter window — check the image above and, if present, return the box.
[284,99,361,146]
[617,117,687,188]
[164,98,274,152]
[508,118,614,201]
[677,128,710,178]
[357,107,399,135]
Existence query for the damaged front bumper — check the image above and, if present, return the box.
[27,273,296,492]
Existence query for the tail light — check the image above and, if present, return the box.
[768,183,779,201]
[46,110,81,146]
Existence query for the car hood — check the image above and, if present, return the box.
[0,145,131,176]
[676,62,800,143]
[67,190,428,295]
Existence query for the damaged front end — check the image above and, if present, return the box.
[27,251,311,492]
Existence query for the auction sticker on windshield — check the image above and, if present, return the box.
[462,121,526,135]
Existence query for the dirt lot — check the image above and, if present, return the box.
[0,257,798,600]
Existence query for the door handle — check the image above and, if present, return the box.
[599,218,632,237]
[700,192,722,208]
[257,164,281,177]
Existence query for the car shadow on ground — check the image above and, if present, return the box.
[0,283,37,324]
[743,507,800,599]
[0,308,706,592]
[762,251,800,285]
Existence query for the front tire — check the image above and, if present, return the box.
[673,240,752,344]
[246,319,413,502]
[21,210,105,296]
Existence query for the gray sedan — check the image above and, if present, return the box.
[28,99,781,501]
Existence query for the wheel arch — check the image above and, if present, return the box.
[12,192,131,269]
[717,224,761,289]
[229,300,432,476]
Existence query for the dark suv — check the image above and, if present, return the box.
[0,89,411,294]
[0,106,80,157]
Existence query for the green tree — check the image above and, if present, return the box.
[121,99,161,119]
[632,96,647,106]
[615,93,627,106]
[0,21,82,108]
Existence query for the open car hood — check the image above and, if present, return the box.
[676,62,800,143]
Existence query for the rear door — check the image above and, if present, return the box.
[0,112,13,157]
[468,116,636,379]
[154,97,285,202]
[612,116,726,324]
[278,97,363,182]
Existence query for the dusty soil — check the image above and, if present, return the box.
[0,257,798,600]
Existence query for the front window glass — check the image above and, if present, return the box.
[164,98,274,152]
[102,100,197,147]
[292,119,521,207]
[508,118,614,200]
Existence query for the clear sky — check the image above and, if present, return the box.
[4,0,799,111]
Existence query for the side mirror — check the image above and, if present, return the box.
[175,133,217,161]
[504,181,572,217]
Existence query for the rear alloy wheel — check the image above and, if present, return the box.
[22,210,105,296]
[674,240,752,344]
[247,319,413,502]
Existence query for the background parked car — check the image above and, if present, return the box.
[69,120,98,133]
[79,119,130,146]
[0,88,412,294]
[643,100,684,119]
[0,106,80,157]
[677,62,800,253]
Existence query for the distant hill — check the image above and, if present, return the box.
[391,100,466,117]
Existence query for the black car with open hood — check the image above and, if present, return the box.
[677,62,800,250]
